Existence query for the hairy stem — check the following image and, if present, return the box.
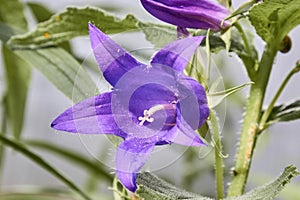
[227,44,278,196]
[209,110,224,199]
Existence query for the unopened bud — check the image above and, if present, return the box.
[279,35,292,53]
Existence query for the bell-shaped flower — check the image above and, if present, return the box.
[51,23,210,192]
[140,0,230,31]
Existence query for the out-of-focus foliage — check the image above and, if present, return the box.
[266,100,300,125]
[14,48,98,102]
[0,0,30,140]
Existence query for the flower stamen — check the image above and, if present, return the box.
[138,110,154,126]
[138,104,176,126]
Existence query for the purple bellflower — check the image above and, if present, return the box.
[140,0,230,31]
[51,23,210,192]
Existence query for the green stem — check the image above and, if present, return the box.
[0,134,92,200]
[206,29,211,84]
[259,62,300,130]
[227,44,278,197]
[234,23,252,57]
[234,22,256,79]
[209,110,224,199]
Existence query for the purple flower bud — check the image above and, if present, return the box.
[141,0,230,31]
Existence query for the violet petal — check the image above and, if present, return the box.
[129,83,177,130]
[170,110,206,146]
[177,26,190,38]
[89,23,144,86]
[141,0,230,31]
[116,139,155,192]
[179,75,210,128]
[151,36,204,72]
[51,92,127,138]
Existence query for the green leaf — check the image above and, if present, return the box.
[27,3,73,54]
[25,140,113,182]
[228,165,299,200]
[2,45,31,139]
[0,23,15,43]
[0,0,27,32]
[208,82,253,108]
[7,6,140,49]
[224,0,256,21]
[27,2,53,22]
[0,190,113,200]
[139,25,177,48]
[0,0,30,140]
[0,134,92,200]
[0,192,77,200]
[265,100,300,126]
[7,5,178,50]
[136,172,213,200]
[14,48,97,102]
[249,0,300,44]
[250,174,300,200]
[136,166,299,200]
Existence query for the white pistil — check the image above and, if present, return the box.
[138,104,175,126]
[138,110,154,126]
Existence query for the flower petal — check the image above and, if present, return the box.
[140,0,230,31]
[116,139,155,192]
[150,36,204,72]
[169,111,206,146]
[177,26,190,38]
[89,23,144,86]
[162,76,209,146]
[179,76,210,128]
[129,83,176,129]
[51,92,127,138]
[110,64,179,137]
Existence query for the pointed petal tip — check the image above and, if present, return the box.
[188,135,207,147]
[117,171,137,192]
[116,140,154,192]
[50,121,56,129]
[194,35,205,44]
[50,116,59,129]
[50,116,65,131]
[88,21,95,28]
[88,22,100,34]
[88,22,107,39]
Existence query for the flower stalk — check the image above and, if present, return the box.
[227,43,278,196]
[209,110,224,199]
